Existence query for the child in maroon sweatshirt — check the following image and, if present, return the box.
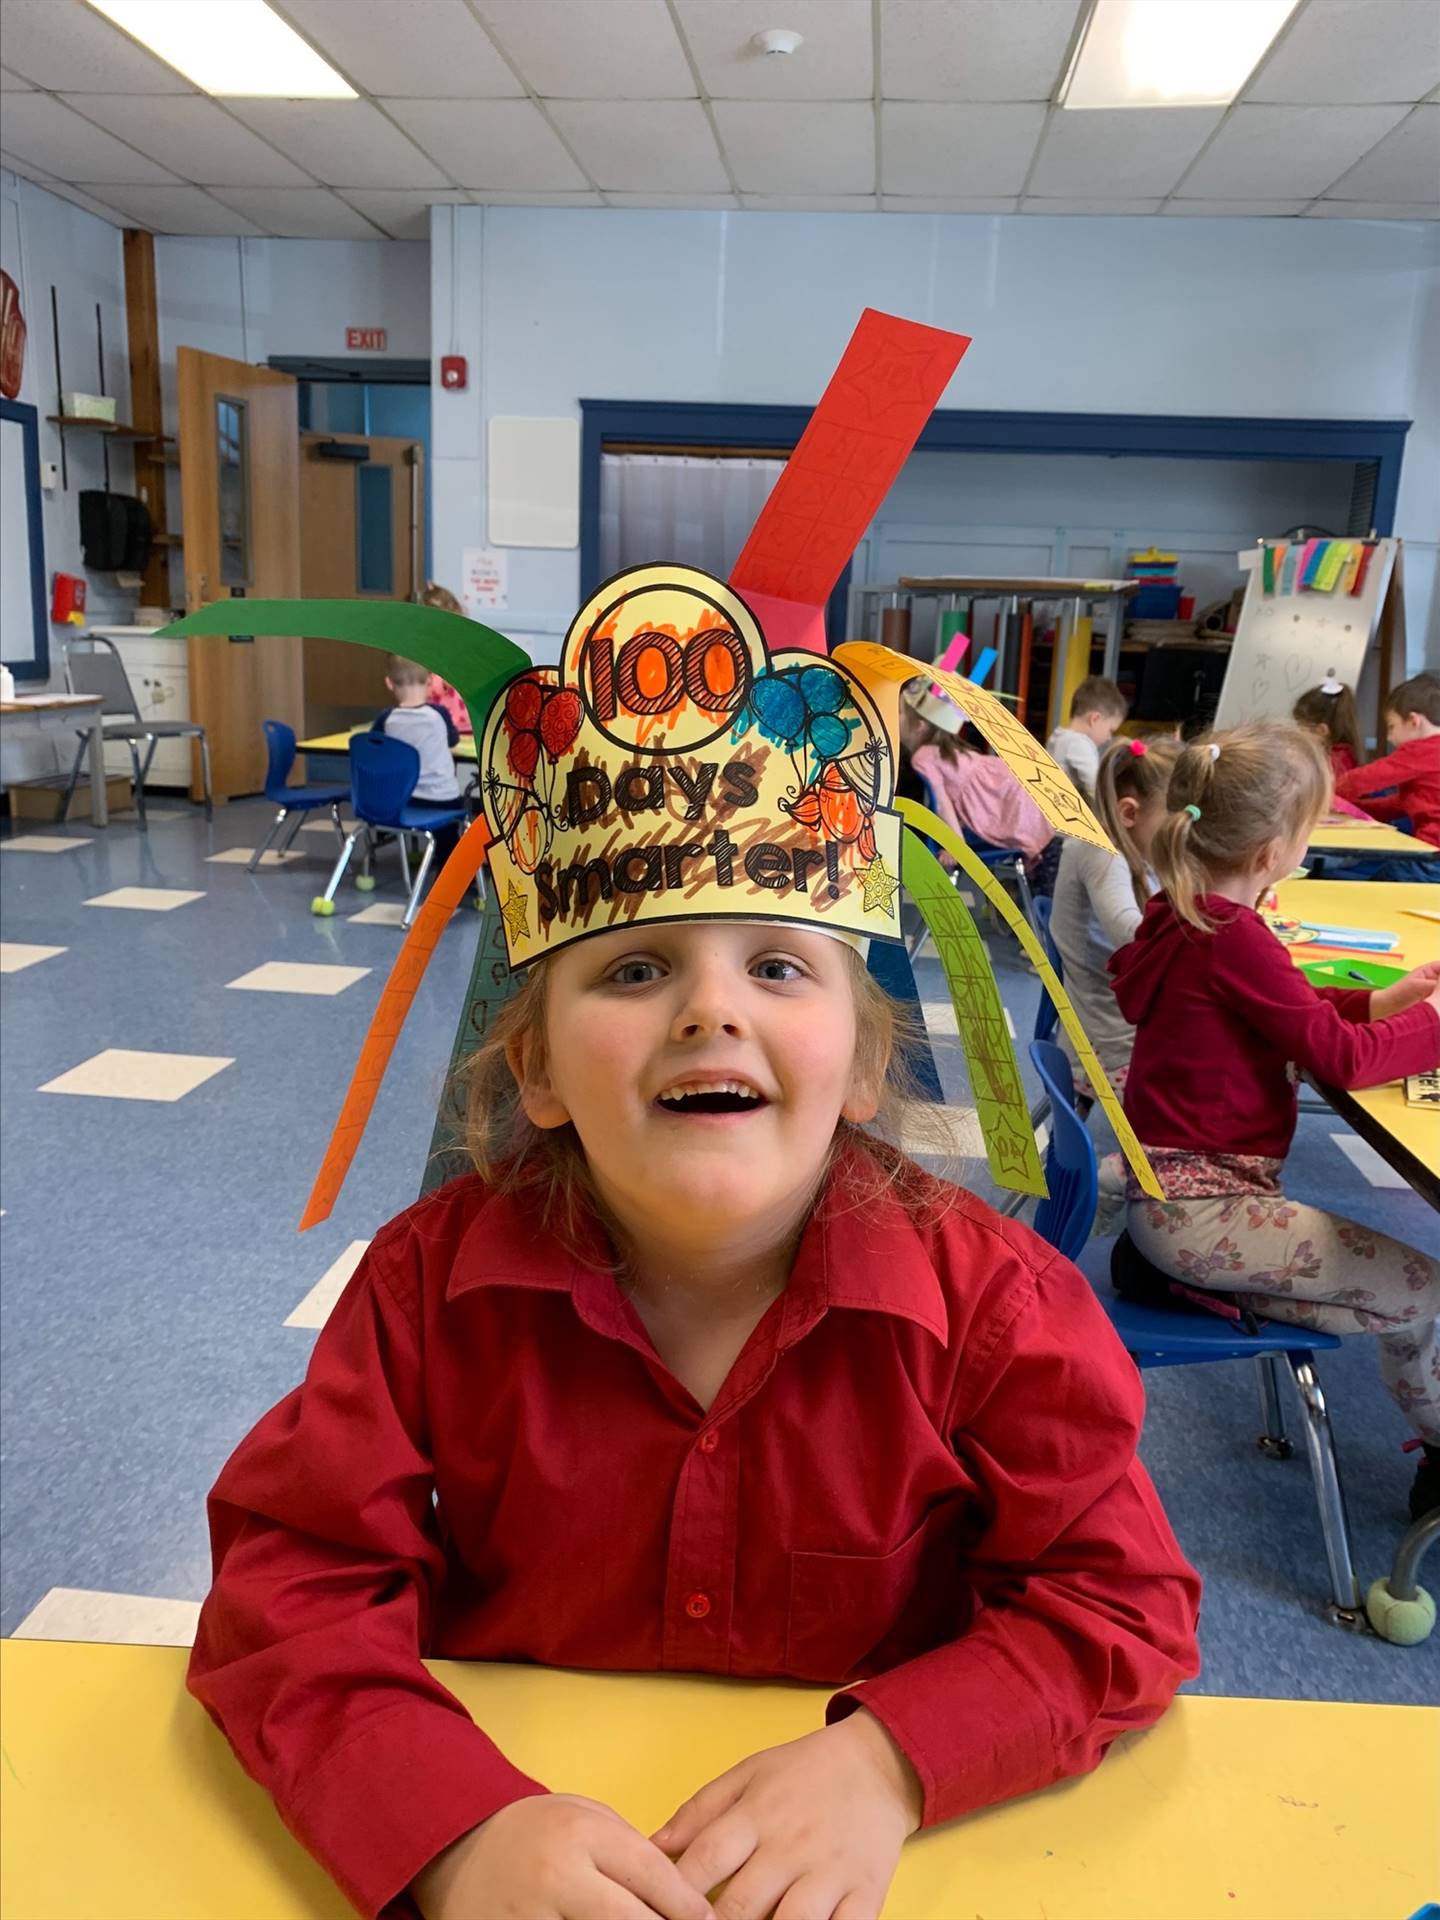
[1110,724,1440,1519]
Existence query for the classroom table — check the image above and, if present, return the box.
[2,1640,1436,1920]
[0,692,108,826]
[1307,814,1438,860]
[298,727,478,764]
[1274,877,1440,1208]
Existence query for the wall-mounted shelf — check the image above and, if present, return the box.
[46,416,172,443]
[151,532,183,547]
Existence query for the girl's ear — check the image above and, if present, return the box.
[1117,794,1141,827]
[506,1031,571,1130]
[841,1077,882,1126]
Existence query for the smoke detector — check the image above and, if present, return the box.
[751,28,803,56]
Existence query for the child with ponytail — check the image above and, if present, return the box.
[1109,723,1440,1519]
[1293,679,1363,780]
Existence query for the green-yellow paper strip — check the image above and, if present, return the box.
[898,796,1164,1202]
[158,599,530,739]
[902,828,1047,1198]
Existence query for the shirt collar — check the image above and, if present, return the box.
[447,1141,949,1348]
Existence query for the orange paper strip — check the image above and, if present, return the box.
[300,816,492,1231]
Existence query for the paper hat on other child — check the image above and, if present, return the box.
[162,308,1160,1224]
[904,680,967,737]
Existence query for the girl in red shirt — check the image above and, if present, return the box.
[1111,724,1440,1519]
[189,928,1201,1918]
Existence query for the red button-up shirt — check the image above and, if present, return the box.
[1335,734,1440,848]
[188,1150,1200,1918]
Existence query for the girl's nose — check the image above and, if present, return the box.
[669,955,746,1041]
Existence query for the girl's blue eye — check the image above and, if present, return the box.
[753,956,804,982]
[611,959,662,986]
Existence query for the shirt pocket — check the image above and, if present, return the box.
[786,1515,961,1685]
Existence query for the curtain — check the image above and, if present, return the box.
[599,453,785,584]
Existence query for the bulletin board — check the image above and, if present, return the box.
[0,397,49,682]
[1213,535,1400,736]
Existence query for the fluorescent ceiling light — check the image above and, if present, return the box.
[86,1,356,97]
[1061,0,1299,109]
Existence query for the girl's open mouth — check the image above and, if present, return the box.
[654,1079,768,1116]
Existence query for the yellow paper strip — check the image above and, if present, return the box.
[898,797,1163,1201]
[839,641,1114,852]
[903,829,1047,1197]
[300,817,492,1231]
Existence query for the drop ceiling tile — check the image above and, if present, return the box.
[881,194,1020,211]
[383,99,588,190]
[0,95,182,184]
[550,100,729,192]
[1165,198,1310,215]
[279,0,525,98]
[882,0,1082,101]
[59,95,313,186]
[1022,197,1164,214]
[607,191,740,206]
[712,100,872,193]
[1307,198,1439,217]
[1246,0,1440,104]
[15,174,126,222]
[674,0,872,100]
[339,188,470,238]
[0,150,54,183]
[1,68,35,91]
[225,100,449,189]
[1180,103,1411,198]
[206,187,385,237]
[1030,108,1222,198]
[741,194,879,210]
[881,103,1045,196]
[479,0,695,99]
[0,0,194,93]
[77,183,267,234]
[1325,105,1439,201]
[467,189,605,204]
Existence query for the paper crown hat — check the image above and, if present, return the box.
[163,309,1160,1226]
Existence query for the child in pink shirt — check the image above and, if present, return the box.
[903,688,1058,888]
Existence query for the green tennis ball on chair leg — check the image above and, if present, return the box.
[1365,1576,1436,1645]
[311,897,335,917]
[355,873,377,892]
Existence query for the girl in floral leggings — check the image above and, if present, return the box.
[1109,723,1440,1520]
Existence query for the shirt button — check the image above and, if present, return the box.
[684,1591,711,1619]
[697,1430,719,1454]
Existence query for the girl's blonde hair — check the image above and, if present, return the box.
[450,944,957,1259]
[1293,681,1362,763]
[420,581,463,615]
[1149,723,1331,932]
[1093,734,1183,909]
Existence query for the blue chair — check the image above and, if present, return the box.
[247,720,349,872]
[312,733,468,929]
[1031,892,1062,1045]
[1028,1037,1361,1628]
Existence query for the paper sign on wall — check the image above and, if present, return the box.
[462,546,508,614]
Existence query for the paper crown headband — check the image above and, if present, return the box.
[162,308,1160,1225]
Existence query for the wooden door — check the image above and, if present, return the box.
[299,431,425,734]
[177,347,302,801]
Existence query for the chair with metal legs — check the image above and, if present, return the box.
[908,778,1043,962]
[248,720,348,872]
[59,636,212,831]
[312,732,467,929]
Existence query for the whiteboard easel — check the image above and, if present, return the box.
[1213,537,1402,743]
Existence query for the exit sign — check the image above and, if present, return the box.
[346,327,387,350]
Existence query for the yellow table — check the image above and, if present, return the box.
[1307,814,1437,859]
[1275,877,1440,1206]
[2,1642,1436,1920]
[299,728,478,764]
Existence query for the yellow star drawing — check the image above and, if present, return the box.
[858,855,901,915]
[500,879,530,944]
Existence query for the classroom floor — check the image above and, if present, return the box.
[2,799,1437,1704]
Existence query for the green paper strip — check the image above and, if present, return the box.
[159,599,530,739]
[1262,543,1276,594]
[421,881,519,1197]
[902,827,1047,1199]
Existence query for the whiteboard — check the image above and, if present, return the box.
[1212,538,1397,731]
[1,410,42,671]
[488,416,579,549]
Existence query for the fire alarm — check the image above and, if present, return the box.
[441,355,467,391]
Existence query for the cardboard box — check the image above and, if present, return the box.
[7,775,132,822]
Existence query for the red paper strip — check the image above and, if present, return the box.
[729,309,971,648]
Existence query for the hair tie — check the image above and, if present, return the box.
[1206,743,1220,762]
[1183,804,1201,822]
[1320,677,1343,695]
[1127,738,1148,757]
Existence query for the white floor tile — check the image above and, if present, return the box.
[285,1239,371,1329]
[1328,1132,1409,1191]
[227,961,371,996]
[0,942,67,974]
[205,847,306,867]
[39,1047,233,1102]
[1,835,92,853]
[348,902,408,925]
[300,817,351,834]
[13,1586,200,1647]
[83,886,205,912]
[1003,1005,1017,1040]
[921,999,958,1036]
